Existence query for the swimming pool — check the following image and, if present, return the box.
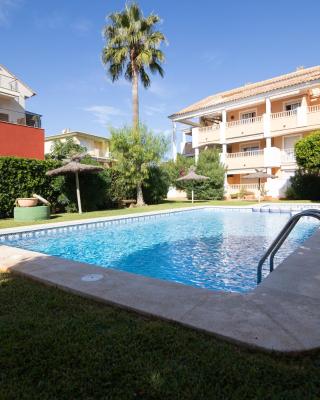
[2,209,318,293]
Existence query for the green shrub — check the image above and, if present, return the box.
[163,154,194,190]
[191,148,225,200]
[0,157,62,218]
[143,165,170,204]
[285,171,320,200]
[295,131,320,173]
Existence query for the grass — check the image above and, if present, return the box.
[1,272,320,399]
[0,199,313,230]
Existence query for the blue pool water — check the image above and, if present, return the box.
[4,209,318,293]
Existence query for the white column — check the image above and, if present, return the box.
[220,110,227,144]
[263,97,271,138]
[297,95,308,126]
[180,132,187,154]
[172,122,177,161]
[220,111,228,195]
[221,142,228,194]
[195,147,199,164]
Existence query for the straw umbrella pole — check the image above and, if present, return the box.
[176,166,209,204]
[46,156,103,214]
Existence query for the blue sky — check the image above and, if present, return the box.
[1,0,320,138]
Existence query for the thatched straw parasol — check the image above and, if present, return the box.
[177,166,209,203]
[242,169,277,202]
[46,155,103,214]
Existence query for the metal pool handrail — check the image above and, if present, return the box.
[257,209,320,284]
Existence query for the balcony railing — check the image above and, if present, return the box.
[191,105,320,145]
[198,124,220,144]
[225,116,264,139]
[225,147,281,171]
[0,74,18,92]
[281,148,296,164]
[228,183,260,194]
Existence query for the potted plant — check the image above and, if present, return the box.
[16,198,39,207]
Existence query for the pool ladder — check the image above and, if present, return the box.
[257,209,320,284]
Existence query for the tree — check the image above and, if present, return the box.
[195,148,225,200]
[110,125,168,206]
[48,138,86,161]
[102,2,166,129]
[295,131,320,174]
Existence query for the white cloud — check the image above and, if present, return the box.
[103,75,130,87]
[0,0,22,26]
[144,104,166,116]
[149,82,166,97]
[84,105,125,125]
[71,18,92,35]
[201,51,224,68]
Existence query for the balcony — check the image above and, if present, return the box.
[270,110,298,132]
[198,124,220,145]
[225,147,281,171]
[190,105,320,149]
[281,148,296,164]
[228,183,260,195]
[225,116,264,140]
[0,74,18,97]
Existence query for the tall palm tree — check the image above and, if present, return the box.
[102,2,166,130]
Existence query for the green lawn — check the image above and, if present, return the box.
[1,272,320,399]
[0,199,313,230]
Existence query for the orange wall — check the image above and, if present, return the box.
[0,121,44,160]
[227,103,265,122]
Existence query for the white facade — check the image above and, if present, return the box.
[45,129,112,165]
[170,67,320,199]
[0,64,36,125]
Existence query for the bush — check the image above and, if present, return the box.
[54,157,115,213]
[0,157,62,218]
[143,165,170,204]
[285,171,320,201]
[191,148,225,200]
[163,154,194,190]
[295,131,320,173]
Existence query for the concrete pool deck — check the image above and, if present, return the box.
[1,205,319,353]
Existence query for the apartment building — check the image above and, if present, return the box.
[169,66,320,198]
[0,64,44,159]
[45,129,113,166]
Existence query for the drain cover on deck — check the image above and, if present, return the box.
[81,274,103,282]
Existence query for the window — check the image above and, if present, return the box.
[241,111,256,121]
[0,113,9,122]
[241,144,260,152]
[285,101,301,112]
[283,135,301,150]
[240,142,260,152]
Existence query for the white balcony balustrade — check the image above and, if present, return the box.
[197,124,220,145]
[225,116,264,139]
[281,148,296,164]
[307,105,320,126]
[228,183,260,194]
[0,74,18,93]
[190,105,320,149]
[225,147,281,171]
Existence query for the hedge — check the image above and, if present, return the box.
[0,157,62,218]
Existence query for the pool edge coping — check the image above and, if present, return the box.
[1,205,320,354]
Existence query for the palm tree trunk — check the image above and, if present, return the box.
[136,182,145,206]
[132,64,139,130]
